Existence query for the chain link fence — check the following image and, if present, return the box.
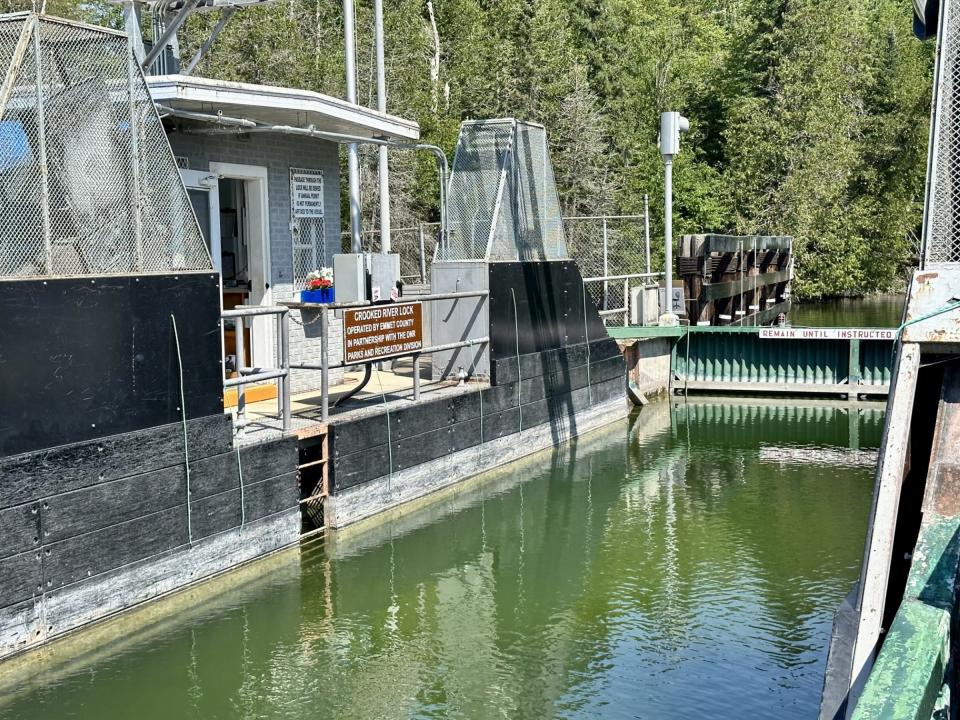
[926,0,960,264]
[0,13,210,278]
[564,213,654,320]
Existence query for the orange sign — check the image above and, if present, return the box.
[342,303,423,364]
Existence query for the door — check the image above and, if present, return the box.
[210,162,274,370]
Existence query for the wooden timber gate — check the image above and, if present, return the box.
[678,234,793,325]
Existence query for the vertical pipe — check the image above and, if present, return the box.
[644,193,651,276]
[320,306,329,421]
[663,158,673,316]
[127,43,145,272]
[32,20,52,274]
[281,311,291,432]
[412,353,421,401]
[343,0,363,253]
[374,0,390,254]
[235,316,246,434]
[418,224,427,283]
[602,217,609,310]
[623,278,629,326]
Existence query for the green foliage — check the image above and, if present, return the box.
[18,0,933,297]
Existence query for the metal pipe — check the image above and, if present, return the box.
[183,7,235,76]
[280,311,290,432]
[291,336,490,371]
[320,305,329,421]
[582,272,661,283]
[142,0,201,71]
[224,368,288,387]
[222,305,289,317]
[664,157,674,315]
[32,20,52,274]
[159,105,258,128]
[373,0,390,254]
[286,288,487,310]
[418,224,427,283]
[343,0,362,253]
[624,278,629,326]
[234,316,246,433]
[412,353,421,401]
[644,194,651,275]
[602,217,609,311]
[127,43,144,272]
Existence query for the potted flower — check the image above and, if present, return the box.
[301,267,334,304]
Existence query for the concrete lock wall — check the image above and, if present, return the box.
[167,131,345,392]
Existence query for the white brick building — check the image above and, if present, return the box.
[147,75,420,393]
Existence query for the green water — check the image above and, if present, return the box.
[791,295,905,327]
[0,401,880,720]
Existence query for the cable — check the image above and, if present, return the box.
[511,288,523,432]
[170,314,193,545]
[583,284,592,404]
[236,446,246,526]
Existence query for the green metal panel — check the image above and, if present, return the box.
[661,326,894,392]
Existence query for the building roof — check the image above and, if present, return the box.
[146,74,420,141]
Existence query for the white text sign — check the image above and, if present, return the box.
[759,327,896,341]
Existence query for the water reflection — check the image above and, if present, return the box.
[0,399,876,720]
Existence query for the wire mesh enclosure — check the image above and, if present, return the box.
[0,12,210,278]
[440,119,568,262]
[925,0,960,265]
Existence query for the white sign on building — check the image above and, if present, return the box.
[291,168,325,218]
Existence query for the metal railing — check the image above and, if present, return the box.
[286,290,490,422]
[582,271,663,326]
[222,305,291,434]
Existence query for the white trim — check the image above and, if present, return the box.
[179,169,221,273]
[210,162,273,369]
[147,74,420,141]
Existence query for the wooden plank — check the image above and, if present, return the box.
[0,551,42,608]
[0,414,232,509]
[0,502,41,560]
[703,269,792,301]
[238,437,298,484]
[43,505,188,591]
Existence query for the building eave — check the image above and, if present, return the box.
[146,74,420,141]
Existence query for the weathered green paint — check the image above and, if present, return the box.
[611,326,894,395]
[851,516,960,720]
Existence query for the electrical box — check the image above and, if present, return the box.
[368,253,400,302]
[631,286,660,326]
[659,112,689,157]
[333,254,366,303]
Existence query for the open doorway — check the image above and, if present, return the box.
[209,162,273,374]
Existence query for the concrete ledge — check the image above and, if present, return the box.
[326,396,629,529]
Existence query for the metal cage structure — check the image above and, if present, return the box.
[924,0,960,266]
[439,118,568,263]
[0,12,211,278]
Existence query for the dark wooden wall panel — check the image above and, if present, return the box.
[0,551,42,607]
[0,415,232,508]
[0,272,223,458]
[0,503,40,559]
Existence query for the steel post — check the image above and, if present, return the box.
[280,311,291,432]
[644,194,651,275]
[412,353,421,401]
[127,44,144,272]
[624,278,630,326]
[374,0,390,254]
[343,0,363,253]
[32,20,52,274]
[663,158,673,315]
[235,316,246,434]
[602,217,609,311]
[418,224,427,283]
[320,306,330,421]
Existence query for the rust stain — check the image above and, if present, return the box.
[917,272,940,284]
[934,464,960,517]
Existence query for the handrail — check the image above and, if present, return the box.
[222,304,290,434]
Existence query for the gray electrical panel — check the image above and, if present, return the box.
[333,254,366,303]
[368,253,401,302]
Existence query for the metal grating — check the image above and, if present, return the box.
[0,13,210,278]
[291,168,325,287]
[925,0,960,265]
[441,119,568,262]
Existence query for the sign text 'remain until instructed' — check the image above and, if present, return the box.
[342,303,423,363]
[758,327,895,341]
